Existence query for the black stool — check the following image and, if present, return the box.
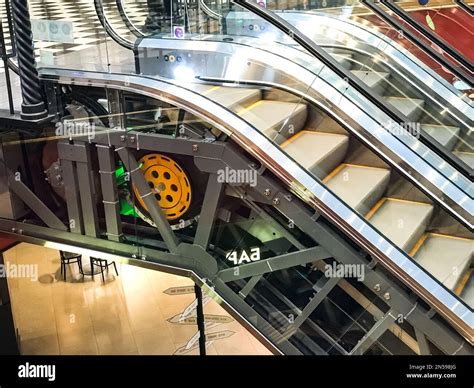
[90,257,119,283]
[60,251,83,281]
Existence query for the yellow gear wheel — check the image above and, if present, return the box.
[133,153,192,221]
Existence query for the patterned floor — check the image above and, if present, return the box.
[0,0,150,73]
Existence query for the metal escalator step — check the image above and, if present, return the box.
[324,164,391,215]
[333,53,353,69]
[238,100,308,144]
[421,124,461,151]
[386,97,425,121]
[281,131,349,179]
[454,151,474,169]
[189,85,262,110]
[366,198,434,252]
[412,234,473,292]
[351,70,389,95]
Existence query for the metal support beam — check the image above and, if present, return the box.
[350,310,397,355]
[59,158,83,234]
[116,147,179,252]
[218,246,331,282]
[194,174,223,249]
[194,284,206,356]
[75,142,99,237]
[97,145,122,242]
[6,170,67,231]
[284,276,339,338]
[415,328,432,355]
[239,275,262,299]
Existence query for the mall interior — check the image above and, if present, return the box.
[0,0,472,356]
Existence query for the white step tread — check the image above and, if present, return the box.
[238,100,307,142]
[413,234,473,291]
[190,85,261,110]
[421,124,461,151]
[386,97,424,119]
[281,131,349,179]
[454,151,474,169]
[351,70,389,88]
[367,198,434,251]
[324,164,391,215]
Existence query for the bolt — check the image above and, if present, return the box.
[192,144,198,152]
[273,198,280,205]
[383,292,391,300]
[11,227,16,233]
[141,255,146,260]
[129,136,135,143]
[55,175,62,181]
[373,284,381,292]
[120,135,126,142]
[264,189,271,196]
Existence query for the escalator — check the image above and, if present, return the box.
[179,81,473,308]
[0,0,472,354]
[224,1,473,176]
[35,66,472,354]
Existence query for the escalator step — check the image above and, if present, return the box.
[411,233,473,292]
[454,151,474,169]
[366,198,433,252]
[386,97,425,121]
[323,164,391,215]
[238,100,308,144]
[190,85,262,110]
[421,124,461,151]
[281,131,349,179]
[351,70,389,95]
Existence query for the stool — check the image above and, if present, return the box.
[90,257,119,283]
[60,251,83,281]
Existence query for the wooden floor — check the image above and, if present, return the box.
[4,243,271,355]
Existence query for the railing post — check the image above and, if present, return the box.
[10,0,48,120]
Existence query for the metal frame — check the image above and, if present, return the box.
[34,68,473,344]
[0,70,472,354]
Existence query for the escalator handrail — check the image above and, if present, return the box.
[363,0,473,86]
[382,0,473,72]
[199,0,223,20]
[94,0,135,50]
[233,0,473,180]
[38,67,474,343]
[115,0,146,38]
[196,74,473,229]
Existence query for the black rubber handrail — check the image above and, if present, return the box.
[382,0,473,73]
[94,0,134,50]
[363,0,473,87]
[455,0,473,15]
[115,0,145,38]
[233,0,473,180]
